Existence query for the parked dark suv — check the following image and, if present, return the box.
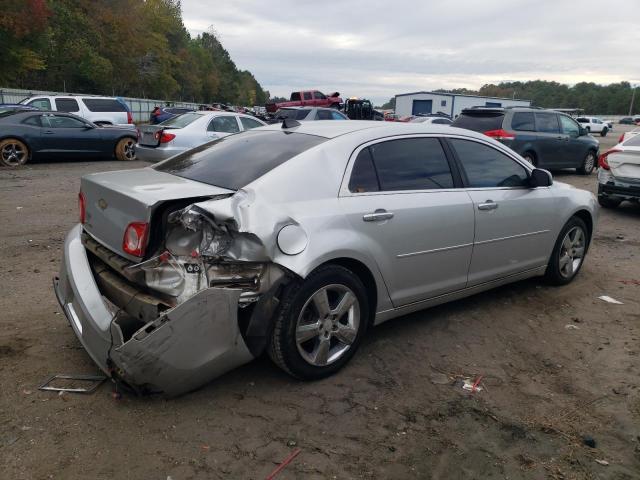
[452,107,600,174]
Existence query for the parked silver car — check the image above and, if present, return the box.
[136,111,266,162]
[54,121,598,395]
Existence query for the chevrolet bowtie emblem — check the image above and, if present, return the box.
[98,199,108,210]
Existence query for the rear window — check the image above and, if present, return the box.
[83,98,127,112]
[167,108,193,114]
[452,112,504,132]
[275,109,310,120]
[160,112,202,128]
[153,130,327,190]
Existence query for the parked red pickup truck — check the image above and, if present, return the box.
[266,90,342,113]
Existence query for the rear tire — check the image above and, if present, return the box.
[598,196,622,208]
[115,137,136,161]
[545,216,589,285]
[577,151,596,175]
[600,127,608,137]
[0,138,29,167]
[268,264,369,380]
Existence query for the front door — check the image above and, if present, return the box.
[41,114,104,155]
[447,137,556,285]
[339,136,474,307]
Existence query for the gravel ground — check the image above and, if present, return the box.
[1,130,639,479]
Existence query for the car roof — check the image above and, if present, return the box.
[257,120,486,140]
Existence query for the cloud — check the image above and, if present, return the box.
[181,0,640,104]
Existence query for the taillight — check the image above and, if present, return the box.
[154,130,176,143]
[127,111,133,124]
[484,129,516,140]
[78,191,86,224]
[122,222,149,257]
[618,133,625,144]
[598,148,621,170]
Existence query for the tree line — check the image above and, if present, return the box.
[0,0,269,105]
[379,81,637,115]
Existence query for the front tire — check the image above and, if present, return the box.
[0,138,30,167]
[598,196,622,208]
[600,127,608,137]
[268,264,369,380]
[577,151,596,175]
[545,216,589,285]
[115,137,136,161]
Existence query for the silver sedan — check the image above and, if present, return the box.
[136,111,266,162]
[55,121,597,395]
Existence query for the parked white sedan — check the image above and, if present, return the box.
[136,111,266,162]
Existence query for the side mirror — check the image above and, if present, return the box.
[530,168,553,187]
[578,126,587,136]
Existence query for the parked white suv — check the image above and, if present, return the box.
[19,95,134,127]
[576,116,609,137]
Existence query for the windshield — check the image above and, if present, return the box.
[274,109,310,120]
[160,112,202,128]
[153,130,327,190]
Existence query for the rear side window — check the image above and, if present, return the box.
[22,115,42,126]
[369,138,454,191]
[55,98,80,112]
[349,148,379,193]
[313,91,326,99]
[208,116,240,133]
[240,116,264,130]
[432,118,452,125]
[450,139,528,188]
[27,98,51,110]
[511,112,535,131]
[331,111,346,120]
[316,109,333,120]
[534,113,560,133]
[290,92,301,101]
[452,112,504,132]
[275,109,310,120]
[82,99,127,112]
[154,130,327,190]
[303,92,313,100]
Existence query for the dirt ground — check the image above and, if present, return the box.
[1,128,639,479]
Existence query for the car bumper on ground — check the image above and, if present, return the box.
[53,224,255,396]
[597,170,640,201]
[135,144,185,163]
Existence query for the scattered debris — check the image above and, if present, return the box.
[265,448,301,480]
[38,374,106,394]
[286,440,297,447]
[583,436,596,448]
[598,295,623,305]
[58,391,68,402]
[595,459,609,466]
[429,372,450,385]
[619,279,640,286]
[565,324,580,330]
[461,376,483,393]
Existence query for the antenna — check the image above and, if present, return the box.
[282,118,301,129]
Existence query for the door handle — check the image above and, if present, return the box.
[478,200,498,211]
[363,209,394,222]
[43,130,54,134]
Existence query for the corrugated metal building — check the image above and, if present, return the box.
[394,91,531,118]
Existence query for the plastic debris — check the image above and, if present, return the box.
[583,436,596,448]
[595,459,609,466]
[461,376,483,393]
[598,295,623,305]
[265,448,301,480]
[565,324,580,330]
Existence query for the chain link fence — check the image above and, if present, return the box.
[0,87,203,123]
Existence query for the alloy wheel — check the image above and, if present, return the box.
[123,139,136,160]
[584,152,595,172]
[1,142,26,166]
[558,226,586,279]
[295,284,360,366]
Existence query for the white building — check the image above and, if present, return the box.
[394,91,531,118]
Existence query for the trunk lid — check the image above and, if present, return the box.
[81,168,233,261]
[138,125,165,147]
[610,148,640,180]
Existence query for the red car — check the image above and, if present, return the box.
[266,90,342,113]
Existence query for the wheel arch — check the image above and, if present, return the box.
[572,209,593,244]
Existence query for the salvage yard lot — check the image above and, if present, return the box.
[1,146,639,478]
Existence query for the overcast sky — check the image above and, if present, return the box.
[181,0,640,104]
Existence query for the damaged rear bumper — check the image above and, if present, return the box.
[53,224,255,396]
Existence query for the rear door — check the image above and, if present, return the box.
[447,137,555,285]
[339,136,474,306]
[206,115,241,139]
[558,114,585,167]
[533,112,563,168]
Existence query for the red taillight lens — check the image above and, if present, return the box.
[598,148,621,170]
[618,133,625,144]
[154,130,176,143]
[127,111,133,124]
[78,191,86,224]
[484,129,516,140]
[122,222,149,257]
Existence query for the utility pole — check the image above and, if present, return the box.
[629,85,637,116]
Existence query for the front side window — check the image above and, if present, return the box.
[315,109,333,120]
[290,92,301,101]
[208,116,240,133]
[240,116,264,130]
[559,115,580,137]
[534,113,560,133]
[450,139,529,188]
[348,148,379,193]
[369,138,454,191]
[303,92,313,101]
[55,98,80,112]
[313,91,326,100]
[27,98,51,110]
[43,115,87,128]
[511,112,535,131]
